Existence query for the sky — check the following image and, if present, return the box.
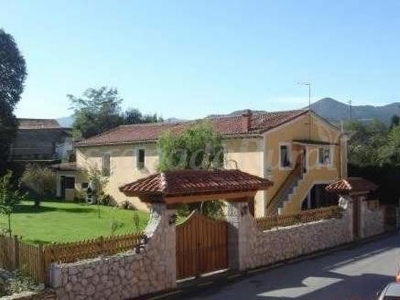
[2,0,400,120]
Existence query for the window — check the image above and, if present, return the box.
[136,149,145,169]
[280,144,291,168]
[102,153,110,176]
[318,147,331,165]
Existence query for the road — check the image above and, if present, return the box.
[188,233,400,300]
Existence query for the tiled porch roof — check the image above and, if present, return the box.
[119,169,273,198]
[325,177,378,194]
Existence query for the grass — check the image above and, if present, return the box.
[0,200,149,245]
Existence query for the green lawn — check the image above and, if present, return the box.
[0,200,149,244]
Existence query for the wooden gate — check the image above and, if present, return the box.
[176,212,228,279]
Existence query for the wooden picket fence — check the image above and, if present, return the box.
[256,206,343,231]
[0,232,145,285]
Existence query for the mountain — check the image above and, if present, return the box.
[310,98,400,125]
[207,109,266,119]
[57,99,400,129]
[57,116,74,128]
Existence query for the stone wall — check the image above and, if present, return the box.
[361,202,385,238]
[238,204,353,271]
[49,204,176,300]
[46,199,386,299]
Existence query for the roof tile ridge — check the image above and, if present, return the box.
[160,172,168,194]
[80,124,131,143]
[119,121,184,128]
[343,179,352,190]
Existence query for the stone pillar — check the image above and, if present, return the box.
[145,203,177,288]
[226,201,255,271]
[339,195,354,242]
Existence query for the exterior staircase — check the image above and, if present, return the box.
[267,164,304,214]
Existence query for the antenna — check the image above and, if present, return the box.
[298,82,312,140]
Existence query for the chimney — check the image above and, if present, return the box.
[241,109,252,132]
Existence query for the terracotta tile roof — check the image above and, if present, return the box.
[77,109,308,147]
[18,119,61,129]
[325,177,378,194]
[119,169,273,198]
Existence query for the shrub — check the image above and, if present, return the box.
[119,200,136,210]
[20,164,56,207]
[98,193,113,206]
[4,270,41,296]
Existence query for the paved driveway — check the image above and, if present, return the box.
[189,233,400,300]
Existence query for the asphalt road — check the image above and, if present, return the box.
[188,233,400,300]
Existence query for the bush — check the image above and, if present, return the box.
[20,164,56,206]
[2,270,41,296]
[119,200,136,210]
[98,193,114,206]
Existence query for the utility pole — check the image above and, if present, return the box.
[298,82,312,140]
[348,100,353,120]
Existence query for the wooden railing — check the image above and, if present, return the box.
[256,206,343,231]
[0,232,145,285]
[266,163,302,214]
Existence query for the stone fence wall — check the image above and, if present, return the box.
[237,204,353,271]
[49,204,176,300]
[47,199,387,300]
[361,202,385,238]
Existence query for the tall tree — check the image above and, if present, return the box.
[344,119,387,166]
[390,115,400,130]
[377,125,400,165]
[158,122,224,172]
[0,29,27,172]
[124,108,163,125]
[68,87,124,139]
[157,122,225,218]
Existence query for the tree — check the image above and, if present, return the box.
[390,115,400,130]
[344,119,387,166]
[158,122,224,171]
[157,122,225,218]
[0,29,27,172]
[377,125,400,165]
[0,171,25,236]
[85,166,110,218]
[124,108,163,125]
[20,164,56,207]
[69,87,124,139]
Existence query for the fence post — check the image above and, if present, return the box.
[13,235,19,270]
[38,244,46,285]
[99,236,104,256]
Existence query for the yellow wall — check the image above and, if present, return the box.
[75,112,347,216]
[76,143,158,211]
[264,112,344,214]
[223,138,264,216]
[76,138,265,214]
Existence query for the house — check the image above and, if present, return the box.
[10,119,72,162]
[68,109,347,217]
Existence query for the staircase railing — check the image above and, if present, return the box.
[266,163,302,214]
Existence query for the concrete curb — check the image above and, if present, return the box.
[133,229,399,300]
